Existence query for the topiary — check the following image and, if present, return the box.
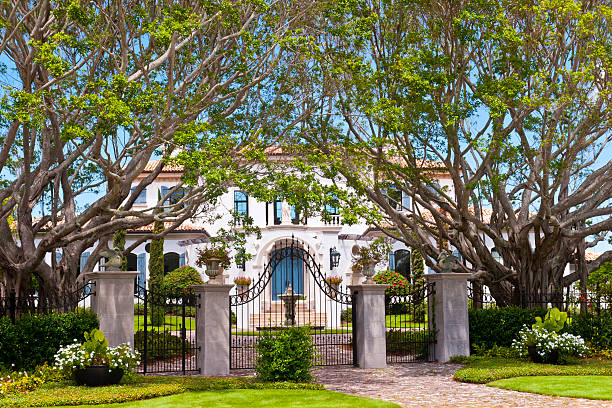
[373,270,410,297]
[161,266,204,297]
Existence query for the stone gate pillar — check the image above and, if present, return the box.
[349,284,388,369]
[88,271,139,347]
[425,273,471,362]
[192,284,233,375]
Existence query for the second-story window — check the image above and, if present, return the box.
[132,187,147,204]
[161,186,186,209]
[273,199,299,225]
[234,191,248,216]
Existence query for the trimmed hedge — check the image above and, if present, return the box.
[469,306,546,350]
[565,312,612,350]
[255,326,315,382]
[0,311,99,371]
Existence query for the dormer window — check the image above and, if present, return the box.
[132,187,147,204]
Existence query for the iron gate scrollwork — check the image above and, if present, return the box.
[134,285,199,374]
[230,237,355,369]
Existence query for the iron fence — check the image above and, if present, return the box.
[0,280,95,322]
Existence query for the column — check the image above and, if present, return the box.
[349,284,388,369]
[192,284,234,375]
[425,273,471,363]
[88,271,139,347]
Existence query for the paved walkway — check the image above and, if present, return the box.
[314,363,612,408]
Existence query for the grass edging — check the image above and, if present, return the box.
[0,376,323,407]
[453,357,612,384]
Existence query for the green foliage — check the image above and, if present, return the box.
[161,266,204,297]
[453,357,612,384]
[410,250,424,284]
[195,246,231,269]
[469,306,547,350]
[353,238,391,272]
[471,344,520,359]
[587,261,612,299]
[255,326,316,382]
[134,331,191,362]
[149,217,165,326]
[565,312,612,350]
[82,329,110,364]
[0,311,98,371]
[373,270,410,297]
[340,307,352,323]
[533,308,567,333]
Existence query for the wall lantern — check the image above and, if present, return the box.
[330,247,341,269]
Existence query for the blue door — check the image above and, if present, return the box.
[271,248,304,300]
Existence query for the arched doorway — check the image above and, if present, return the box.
[270,247,304,300]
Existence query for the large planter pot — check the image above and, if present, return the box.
[74,365,124,387]
[204,258,222,282]
[527,346,559,364]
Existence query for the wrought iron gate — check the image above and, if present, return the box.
[134,285,199,374]
[230,237,355,369]
[385,281,436,363]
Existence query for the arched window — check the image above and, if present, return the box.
[127,253,138,271]
[234,191,248,216]
[164,252,180,275]
[394,249,411,281]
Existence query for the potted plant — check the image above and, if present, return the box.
[512,308,588,364]
[196,246,231,283]
[54,329,140,386]
[234,276,252,301]
[325,275,343,298]
[352,238,391,283]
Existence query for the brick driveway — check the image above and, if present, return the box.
[314,363,612,408]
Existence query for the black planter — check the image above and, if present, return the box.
[74,365,124,387]
[527,346,559,364]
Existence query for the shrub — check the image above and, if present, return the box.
[0,311,98,371]
[373,270,410,297]
[255,326,315,382]
[134,330,192,362]
[565,312,612,350]
[340,307,352,323]
[469,306,546,350]
[161,266,204,297]
[512,327,587,363]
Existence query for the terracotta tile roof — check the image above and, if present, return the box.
[143,160,184,173]
[585,250,601,262]
[127,220,204,233]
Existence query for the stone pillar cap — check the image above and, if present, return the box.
[86,271,139,279]
[191,284,234,293]
[425,273,472,281]
[348,284,389,291]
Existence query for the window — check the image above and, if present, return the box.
[491,248,502,264]
[273,199,299,225]
[234,191,248,216]
[427,182,441,196]
[394,249,411,281]
[236,249,246,271]
[401,191,411,210]
[161,186,185,209]
[325,193,339,215]
[384,186,402,210]
[164,252,180,275]
[131,187,147,204]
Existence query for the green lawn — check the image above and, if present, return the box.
[454,357,612,384]
[134,315,195,331]
[77,390,400,408]
[489,376,612,400]
[344,314,427,329]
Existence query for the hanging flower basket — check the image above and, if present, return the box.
[234,276,252,301]
[325,276,343,298]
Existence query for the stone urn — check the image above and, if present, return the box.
[361,260,377,284]
[204,257,222,283]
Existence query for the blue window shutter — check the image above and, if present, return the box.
[453,249,463,262]
[55,251,62,263]
[132,187,147,204]
[389,251,395,271]
[137,253,146,290]
[401,191,411,210]
[179,252,186,267]
[80,251,90,271]
[161,186,169,200]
